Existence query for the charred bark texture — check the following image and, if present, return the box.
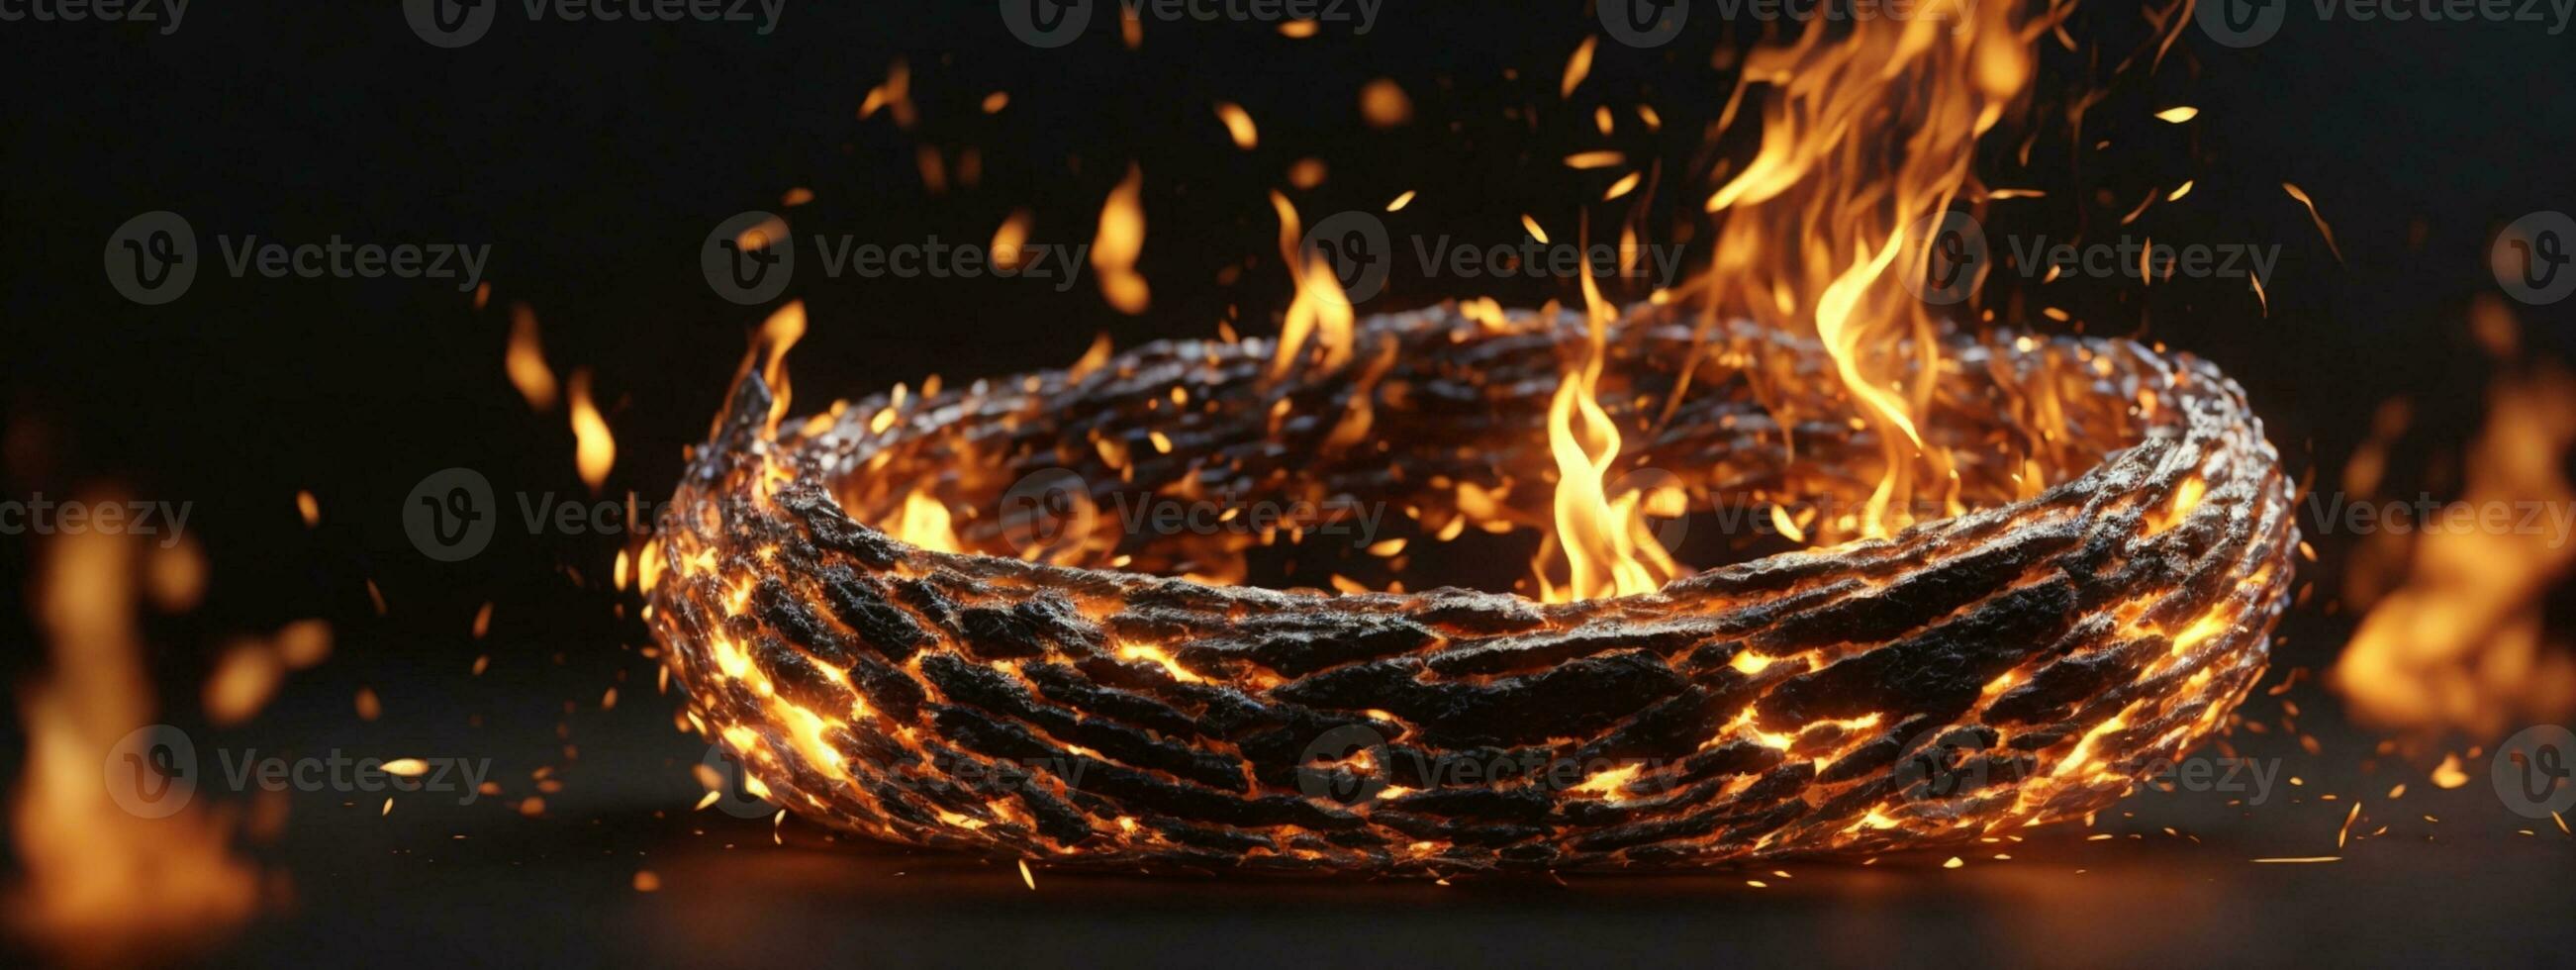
[649,304,2295,874]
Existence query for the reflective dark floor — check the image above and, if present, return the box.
[194,711,2572,970]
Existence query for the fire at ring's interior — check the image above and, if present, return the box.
[645,302,2295,873]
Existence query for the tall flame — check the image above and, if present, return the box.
[1698,0,2033,537]
[1538,265,1683,602]
[1268,192,1354,378]
[1534,0,2040,599]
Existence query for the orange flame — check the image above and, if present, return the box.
[1268,192,1355,379]
[2334,299,2576,738]
[1698,0,2032,538]
[506,302,558,413]
[10,506,260,966]
[1092,164,1151,315]
[569,368,616,494]
[1537,269,1683,602]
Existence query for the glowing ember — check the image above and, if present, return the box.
[1091,164,1151,315]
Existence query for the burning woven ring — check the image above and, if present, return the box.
[649,302,2294,874]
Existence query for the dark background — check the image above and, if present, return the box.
[2,2,2572,968]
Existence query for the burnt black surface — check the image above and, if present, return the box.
[2,2,2573,968]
